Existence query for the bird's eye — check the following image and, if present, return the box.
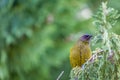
[86,35,89,37]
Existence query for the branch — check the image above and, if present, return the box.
[56,71,64,80]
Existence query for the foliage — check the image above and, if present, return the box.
[70,2,120,80]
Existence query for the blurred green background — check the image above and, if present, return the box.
[0,0,119,80]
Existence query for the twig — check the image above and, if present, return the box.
[81,50,104,69]
[87,50,104,63]
[56,71,64,80]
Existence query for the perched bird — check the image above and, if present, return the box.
[70,34,92,68]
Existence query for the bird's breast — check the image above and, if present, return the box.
[70,42,92,67]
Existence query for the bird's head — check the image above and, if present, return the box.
[80,34,92,42]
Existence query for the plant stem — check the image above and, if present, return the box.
[102,2,112,55]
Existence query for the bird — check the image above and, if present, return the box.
[70,34,92,68]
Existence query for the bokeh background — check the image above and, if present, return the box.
[0,0,120,80]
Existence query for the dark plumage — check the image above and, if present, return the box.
[80,34,92,42]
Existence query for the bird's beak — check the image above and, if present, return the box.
[88,35,93,41]
[90,35,93,38]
